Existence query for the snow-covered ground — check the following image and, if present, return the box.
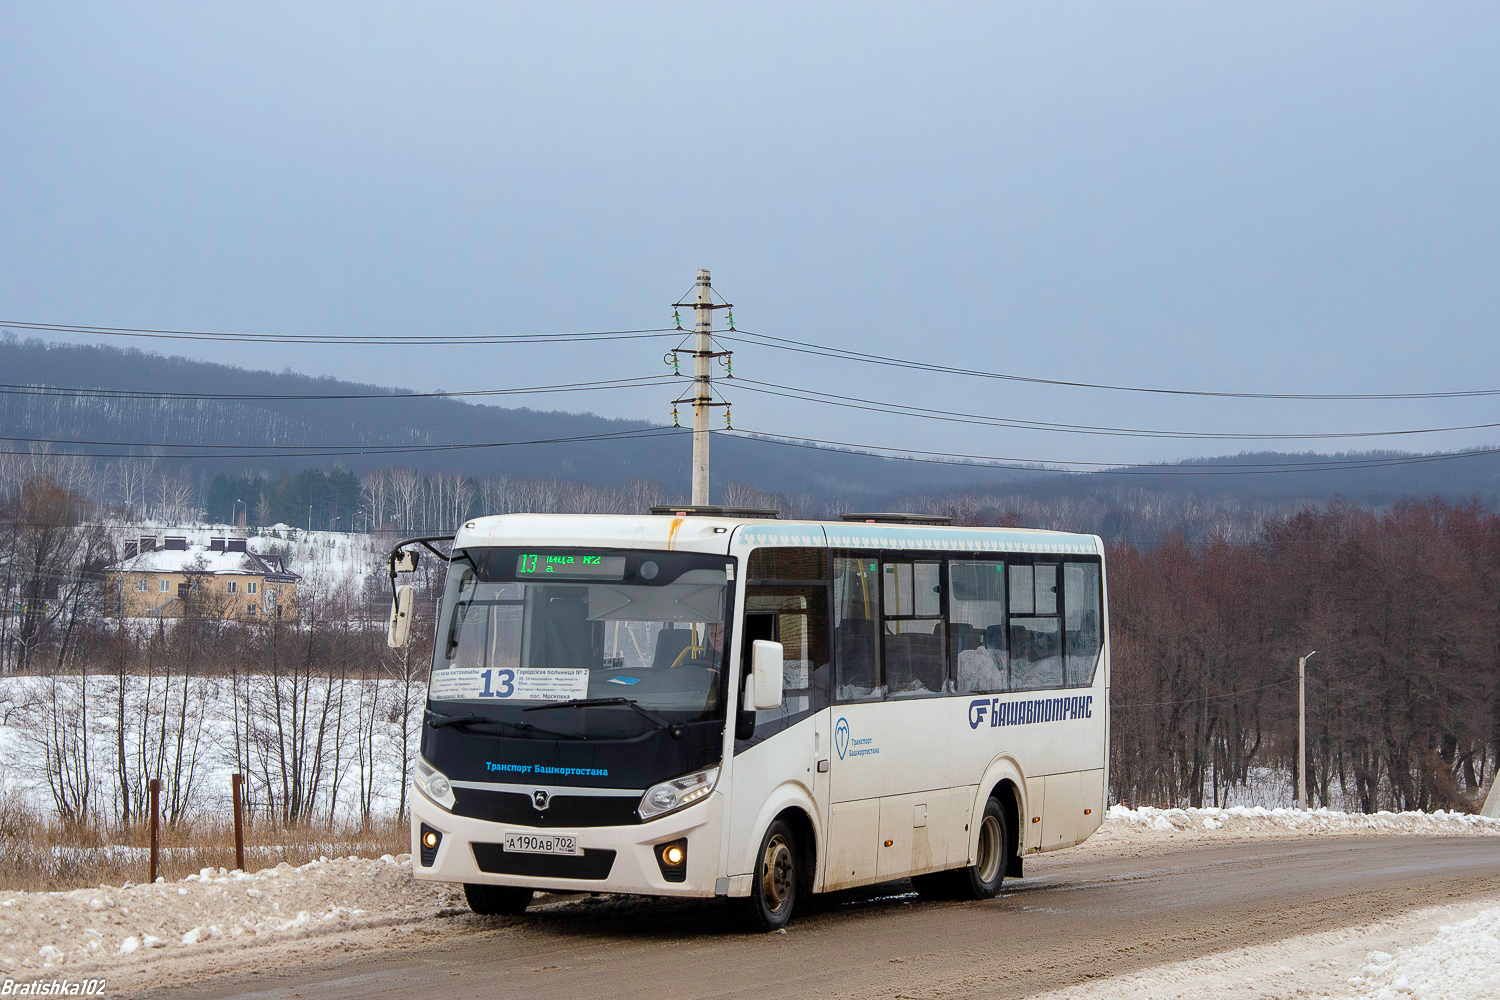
[0,854,461,989]
[1022,897,1500,1000]
[1,808,1496,995]
[1346,908,1500,1000]
[1101,804,1500,840]
[246,523,384,602]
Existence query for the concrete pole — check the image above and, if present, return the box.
[692,268,713,505]
[1298,650,1318,809]
[1482,776,1500,819]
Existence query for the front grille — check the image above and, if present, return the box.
[453,787,641,828]
[471,843,617,880]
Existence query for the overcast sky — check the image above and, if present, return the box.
[3,3,1498,468]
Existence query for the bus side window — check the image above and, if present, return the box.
[1064,561,1103,687]
[737,611,779,739]
[1010,562,1063,691]
[948,560,1008,694]
[833,556,881,702]
[882,560,945,698]
[741,589,829,721]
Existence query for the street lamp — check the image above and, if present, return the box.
[233,498,245,526]
[331,516,341,533]
[1298,650,1319,809]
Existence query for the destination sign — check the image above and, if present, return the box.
[516,553,627,579]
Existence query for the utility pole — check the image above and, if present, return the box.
[670,269,733,506]
[691,270,713,505]
[1298,650,1318,809]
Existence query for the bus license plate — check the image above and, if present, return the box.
[504,832,580,856]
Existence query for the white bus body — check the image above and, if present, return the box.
[405,512,1108,929]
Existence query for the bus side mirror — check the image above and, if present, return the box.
[748,640,784,711]
[388,585,415,648]
[392,549,419,573]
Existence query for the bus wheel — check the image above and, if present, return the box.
[743,819,799,932]
[956,797,1009,900]
[463,883,534,916]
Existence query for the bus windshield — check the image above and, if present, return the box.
[430,548,731,723]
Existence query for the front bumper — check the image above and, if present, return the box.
[410,785,725,897]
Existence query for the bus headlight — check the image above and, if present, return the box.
[638,766,719,820]
[415,757,456,811]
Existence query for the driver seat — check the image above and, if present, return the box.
[651,628,698,670]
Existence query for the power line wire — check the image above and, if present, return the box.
[0,375,677,403]
[730,378,1500,442]
[8,368,1492,441]
[15,316,1498,400]
[9,422,1496,475]
[721,330,1500,401]
[1112,678,1296,709]
[0,427,688,461]
[725,428,1500,476]
[2,319,682,346]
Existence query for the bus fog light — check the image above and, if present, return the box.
[638,766,720,820]
[654,839,688,882]
[418,824,443,866]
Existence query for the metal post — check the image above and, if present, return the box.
[692,268,713,505]
[148,777,161,883]
[231,773,245,872]
[1297,650,1318,809]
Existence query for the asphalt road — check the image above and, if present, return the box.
[163,837,1500,1000]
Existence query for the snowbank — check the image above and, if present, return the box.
[0,854,460,981]
[1345,907,1500,999]
[1102,804,1500,840]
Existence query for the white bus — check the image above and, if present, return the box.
[387,508,1108,931]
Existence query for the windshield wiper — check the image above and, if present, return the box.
[427,710,489,729]
[425,709,585,740]
[523,697,684,738]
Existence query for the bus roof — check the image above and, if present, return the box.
[454,513,1103,558]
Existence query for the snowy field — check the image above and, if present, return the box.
[1,808,1497,995]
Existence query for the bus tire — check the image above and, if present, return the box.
[742,818,799,932]
[463,883,533,916]
[954,796,1009,900]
